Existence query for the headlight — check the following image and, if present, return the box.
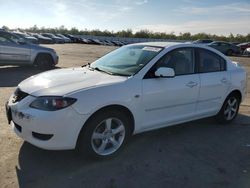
[30,96,77,111]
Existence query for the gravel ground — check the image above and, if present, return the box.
[0,44,249,188]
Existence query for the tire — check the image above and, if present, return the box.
[77,110,131,159]
[226,49,233,56]
[34,54,54,70]
[216,94,240,124]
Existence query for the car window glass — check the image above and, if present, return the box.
[91,45,162,76]
[2,33,19,43]
[198,49,226,73]
[221,43,229,46]
[156,48,195,76]
[0,35,14,43]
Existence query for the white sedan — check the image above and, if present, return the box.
[6,42,247,158]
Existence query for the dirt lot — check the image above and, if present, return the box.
[0,44,250,188]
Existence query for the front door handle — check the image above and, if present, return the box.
[186,81,198,88]
[221,78,228,84]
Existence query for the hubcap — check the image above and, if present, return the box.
[224,97,238,121]
[91,118,125,156]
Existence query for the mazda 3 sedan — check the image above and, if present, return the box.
[6,42,247,158]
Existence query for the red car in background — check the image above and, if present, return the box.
[237,42,250,51]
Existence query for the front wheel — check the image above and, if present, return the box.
[77,110,131,159]
[216,95,240,124]
[34,54,55,70]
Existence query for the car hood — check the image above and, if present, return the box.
[18,67,128,96]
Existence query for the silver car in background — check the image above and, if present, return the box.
[0,30,58,69]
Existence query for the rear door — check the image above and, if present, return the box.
[196,48,230,115]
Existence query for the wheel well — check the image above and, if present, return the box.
[34,53,53,65]
[76,105,135,149]
[82,105,135,135]
[228,90,242,102]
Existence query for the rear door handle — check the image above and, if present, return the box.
[186,81,198,88]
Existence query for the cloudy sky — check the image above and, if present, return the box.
[0,0,249,35]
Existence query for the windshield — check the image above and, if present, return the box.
[90,45,163,76]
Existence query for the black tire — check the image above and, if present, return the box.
[226,49,233,56]
[34,54,54,70]
[216,94,240,124]
[77,110,131,159]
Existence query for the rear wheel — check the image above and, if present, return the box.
[34,54,54,70]
[216,94,240,124]
[77,110,131,159]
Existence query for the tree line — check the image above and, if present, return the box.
[2,25,250,42]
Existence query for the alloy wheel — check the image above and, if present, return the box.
[91,118,125,156]
[224,97,238,121]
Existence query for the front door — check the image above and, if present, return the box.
[141,47,199,130]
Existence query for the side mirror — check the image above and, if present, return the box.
[155,67,175,78]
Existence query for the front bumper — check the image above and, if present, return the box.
[6,94,87,150]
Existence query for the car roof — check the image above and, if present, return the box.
[131,42,182,48]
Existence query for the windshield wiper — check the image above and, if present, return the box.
[89,66,130,76]
[89,66,114,75]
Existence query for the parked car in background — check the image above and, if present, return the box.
[86,39,102,45]
[32,33,54,44]
[237,42,250,52]
[63,34,81,43]
[192,39,214,44]
[104,40,115,46]
[208,41,241,56]
[231,42,241,46]
[0,30,58,68]
[55,34,71,43]
[243,47,250,56]
[41,33,64,44]
[12,32,38,44]
[111,40,124,46]
[5,42,247,159]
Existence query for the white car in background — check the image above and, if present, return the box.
[6,42,247,159]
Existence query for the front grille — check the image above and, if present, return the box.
[12,88,29,103]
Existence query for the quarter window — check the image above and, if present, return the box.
[198,49,226,73]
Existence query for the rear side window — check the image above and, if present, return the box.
[198,49,226,73]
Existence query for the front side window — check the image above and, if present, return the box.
[198,49,226,73]
[0,34,14,43]
[156,48,195,76]
[0,32,20,43]
[90,45,163,76]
